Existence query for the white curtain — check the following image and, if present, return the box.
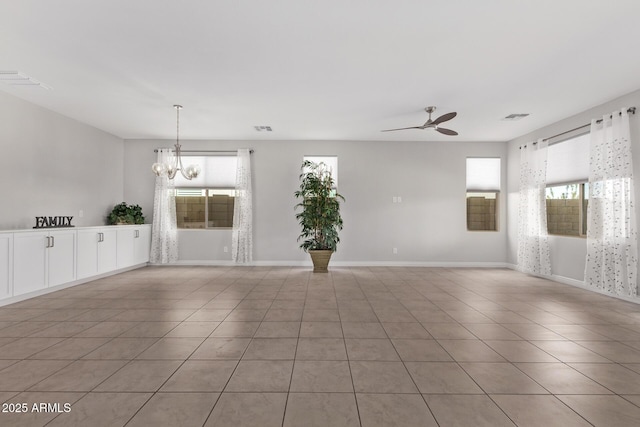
[232,149,253,263]
[517,139,552,275]
[585,108,637,297]
[150,149,178,263]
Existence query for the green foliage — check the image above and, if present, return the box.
[546,184,580,200]
[294,160,345,252]
[108,202,145,225]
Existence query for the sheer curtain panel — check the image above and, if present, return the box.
[150,148,179,263]
[232,149,253,263]
[585,108,637,297]
[517,139,552,276]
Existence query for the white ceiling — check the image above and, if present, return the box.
[2,0,640,142]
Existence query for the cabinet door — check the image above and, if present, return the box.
[0,233,12,299]
[77,230,99,279]
[133,226,151,265]
[98,228,118,273]
[116,228,135,269]
[13,231,48,296]
[48,230,76,287]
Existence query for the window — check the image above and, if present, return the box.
[544,133,590,237]
[173,155,237,229]
[546,183,588,236]
[304,155,338,187]
[466,158,500,231]
[175,189,235,229]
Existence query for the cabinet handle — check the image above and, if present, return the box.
[50,236,55,248]
[135,230,139,238]
[45,236,51,248]
[98,232,103,243]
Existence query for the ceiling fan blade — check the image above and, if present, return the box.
[381,126,424,132]
[431,112,457,126]
[435,127,458,136]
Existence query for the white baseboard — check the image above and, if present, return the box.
[506,263,640,304]
[0,263,147,307]
[168,260,238,266]
[160,260,510,268]
[329,261,511,268]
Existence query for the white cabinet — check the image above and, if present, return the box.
[134,226,151,265]
[13,229,76,296]
[48,230,77,287]
[13,231,47,295]
[117,225,151,268]
[76,229,98,280]
[0,233,12,300]
[116,228,135,269]
[99,229,118,273]
[1,225,150,304]
[77,228,118,280]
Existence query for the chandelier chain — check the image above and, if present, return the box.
[174,104,182,146]
[151,104,199,180]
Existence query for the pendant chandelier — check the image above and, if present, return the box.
[151,104,200,180]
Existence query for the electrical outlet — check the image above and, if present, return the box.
[392,247,398,254]
[392,197,397,203]
[223,246,228,253]
[397,196,402,203]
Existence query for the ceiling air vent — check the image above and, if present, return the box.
[502,113,529,121]
[254,126,273,132]
[0,71,51,89]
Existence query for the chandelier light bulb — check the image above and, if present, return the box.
[151,163,166,176]
[185,164,201,179]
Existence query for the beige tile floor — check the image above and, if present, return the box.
[0,266,640,426]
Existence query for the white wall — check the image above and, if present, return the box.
[0,91,125,230]
[507,88,640,282]
[7,83,640,271]
[124,138,508,264]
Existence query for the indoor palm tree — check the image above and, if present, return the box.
[294,160,345,272]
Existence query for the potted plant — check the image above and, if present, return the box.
[108,202,145,225]
[294,160,345,272]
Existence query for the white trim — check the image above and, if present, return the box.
[549,273,585,289]
[330,261,510,268]
[506,263,640,304]
[0,263,147,308]
[163,260,510,268]
[167,260,238,267]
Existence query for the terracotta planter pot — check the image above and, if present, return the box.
[309,250,333,273]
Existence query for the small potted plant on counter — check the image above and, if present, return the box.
[108,202,145,225]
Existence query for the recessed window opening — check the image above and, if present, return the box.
[466,158,500,231]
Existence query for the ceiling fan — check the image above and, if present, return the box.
[381,106,458,135]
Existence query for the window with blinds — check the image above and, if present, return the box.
[466,158,500,231]
[174,155,237,229]
[545,133,590,237]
